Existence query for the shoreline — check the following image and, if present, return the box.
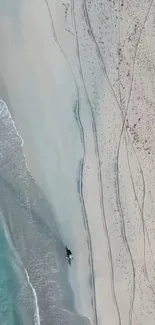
[1,1,155,324]
[0,100,91,325]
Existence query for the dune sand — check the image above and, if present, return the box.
[0,0,155,324]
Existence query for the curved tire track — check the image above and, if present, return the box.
[44,1,98,323]
[74,99,98,325]
[72,1,122,324]
[117,0,155,305]
[82,0,154,324]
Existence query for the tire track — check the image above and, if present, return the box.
[115,137,136,325]
[118,0,155,302]
[116,3,136,324]
[116,0,155,307]
[82,1,134,324]
[43,1,98,323]
[117,0,154,298]
[74,99,98,325]
[72,1,122,324]
[82,1,154,324]
[110,0,154,320]
[118,104,155,296]
[125,138,155,298]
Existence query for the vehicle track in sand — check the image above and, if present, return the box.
[43,1,98,323]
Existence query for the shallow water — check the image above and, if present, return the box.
[0,220,17,325]
[0,218,30,325]
[0,100,90,325]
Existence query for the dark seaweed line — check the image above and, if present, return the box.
[83,1,154,324]
[44,1,98,323]
[73,1,122,324]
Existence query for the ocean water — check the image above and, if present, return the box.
[0,100,90,325]
[0,218,22,325]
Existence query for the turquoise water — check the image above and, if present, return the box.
[0,220,21,325]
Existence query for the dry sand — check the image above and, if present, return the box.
[0,0,155,324]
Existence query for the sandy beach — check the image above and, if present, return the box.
[0,0,155,324]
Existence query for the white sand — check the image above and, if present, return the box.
[0,0,155,324]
